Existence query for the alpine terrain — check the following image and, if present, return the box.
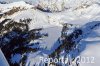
[0,0,100,66]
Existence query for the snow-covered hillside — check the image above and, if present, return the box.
[79,25,100,66]
[0,0,100,66]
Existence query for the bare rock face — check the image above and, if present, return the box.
[36,0,96,12]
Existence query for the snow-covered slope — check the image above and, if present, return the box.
[79,26,100,66]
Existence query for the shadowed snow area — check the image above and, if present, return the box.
[79,27,100,66]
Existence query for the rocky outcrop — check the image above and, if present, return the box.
[0,19,47,66]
